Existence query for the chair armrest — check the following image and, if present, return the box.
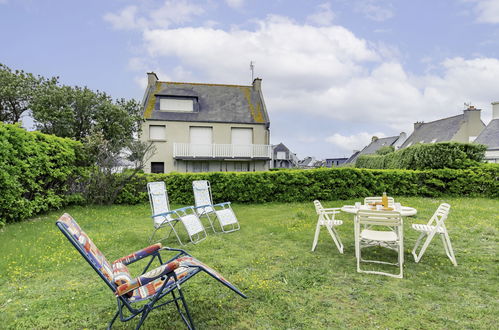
[322,207,341,211]
[193,204,212,209]
[151,210,177,218]
[114,243,163,265]
[213,202,230,208]
[115,260,180,297]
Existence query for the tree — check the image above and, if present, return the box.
[376,145,395,155]
[0,63,48,124]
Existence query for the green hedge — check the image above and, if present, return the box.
[356,142,487,170]
[116,164,499,205]
[0,123,86,224]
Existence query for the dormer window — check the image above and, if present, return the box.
[160,98,194,112]
[158,97,195,112]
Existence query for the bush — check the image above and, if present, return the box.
[356,142,487,170]
[0,123,87,223]
[116,165,499,205]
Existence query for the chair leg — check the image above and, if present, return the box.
[311,222,321,252]
[172,287,195,330]
[325,225,343,254]
[411,232,425,261]
[442,232,458,266]
[107,309,119,330]
[135,307,151,330]
[412,232,435,263]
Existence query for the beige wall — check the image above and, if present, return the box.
[141,120,270,173]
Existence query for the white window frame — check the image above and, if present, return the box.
[149,125,166,141]
[159,98,194,112]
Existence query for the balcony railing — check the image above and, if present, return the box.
[173,143,272,159]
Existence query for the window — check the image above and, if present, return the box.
[233,162,250,172]
[276,151,286,160]
[151,162,164,173]
[149,125,166,140]
[232,128,253,157]
[190,127,213,157]
[191,161,209,173]
[159,98,194,112]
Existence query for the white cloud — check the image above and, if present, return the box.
[468,0,499,23]
[225,0,244,9]
[137,15,499,126]
[326,132,386,151]
[103,0,204,31]
[355,0,394,22]
[307,2,335,26]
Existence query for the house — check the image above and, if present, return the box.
[298,156,316,168]
[474,102,499,163]
[272,143,299,169]
[345,132,407,164]
[325,158,348,167]
[399,106,485,148]
[140,73,271,173]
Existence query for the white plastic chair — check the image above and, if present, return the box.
[355,210,404,278]
[411,203,457,266]
[192,180,240,233]
[364,196,395,207]
[311,200,344,253]
[147,182,206,245]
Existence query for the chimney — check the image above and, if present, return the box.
[399,132,407,139]
[252,77,262,91]
[371,136,379,142]
[414,121,424,130]
[492,101,499,119]
[463,105,481,123]
[147,72,158,86]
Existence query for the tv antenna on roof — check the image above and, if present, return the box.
[250,61,255,82]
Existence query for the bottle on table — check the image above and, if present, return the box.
[382,192,388,208]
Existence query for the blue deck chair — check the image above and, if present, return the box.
[56,213,246,330]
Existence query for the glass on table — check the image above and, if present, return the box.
[355,202,361,209]
[395,203,402,211]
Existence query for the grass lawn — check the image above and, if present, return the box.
[0,197,498,329]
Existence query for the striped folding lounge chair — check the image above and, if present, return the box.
[56,213,246,329]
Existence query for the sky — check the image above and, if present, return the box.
[1,0,499,159]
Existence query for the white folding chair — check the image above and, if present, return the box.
[355,210,404,278]
[192,180,240,233]
[311,200,344,253]
[364,196,395,207]
[147,181,206,245]
[411,203,457,266]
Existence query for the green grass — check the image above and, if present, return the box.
[0,197,498,329]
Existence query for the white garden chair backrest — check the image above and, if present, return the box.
[364,196,395,207]
[313,200,324,215]
[147,181,172,225]
[192,180,214,213]
[428,203,450,227]
[357,210,402,227]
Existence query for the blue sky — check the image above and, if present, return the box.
[1,0,499,159]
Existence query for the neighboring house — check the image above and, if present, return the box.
[400,106,485,148]
[345,132,407,164]
[140,73,271,173]
[298,156,316,168]
[272,143,298,169]
[325,158,348,167]
[474,101,499,163]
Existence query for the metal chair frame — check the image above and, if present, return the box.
[56,218,246,330]
[355,210,404,278]
[192,180,240,233]
[411,203,457,266]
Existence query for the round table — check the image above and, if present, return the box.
[341,205,417,216]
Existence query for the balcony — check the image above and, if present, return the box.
[173,143,272,160]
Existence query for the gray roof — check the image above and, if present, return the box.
[400,114,464,148]
[346,135,399,163]
[143,81,269,125]
[474,119,499,149]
